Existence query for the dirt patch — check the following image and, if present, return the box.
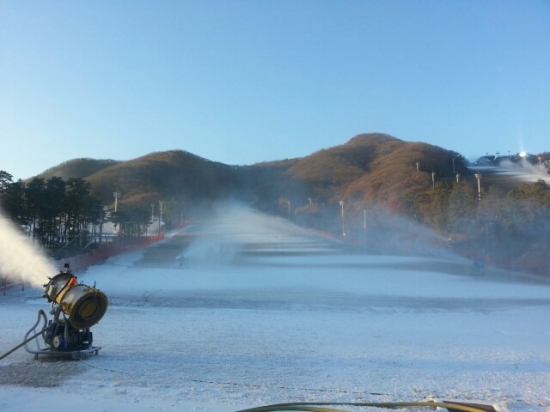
[0,359,86,387]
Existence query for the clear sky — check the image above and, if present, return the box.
[1,0,549,181]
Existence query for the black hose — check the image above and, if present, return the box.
[0,329,45,360]
[23,309,49,353]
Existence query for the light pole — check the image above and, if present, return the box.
[339,200,345,236]
[474,173,482,202]
[287,200,291,218]
[158,200,164,235]
[113,191,121,212]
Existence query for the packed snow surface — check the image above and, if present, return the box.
[1,207,549,411]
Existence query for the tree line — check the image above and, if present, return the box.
[0,171,184,255]
[0,171,103,252]
[2,165,549,277]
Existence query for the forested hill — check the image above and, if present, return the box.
[36,158,121,181]
[30,133,467,213]
[282,133,467,205]
[7,132,550,277]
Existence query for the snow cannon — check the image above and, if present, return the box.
[43,270,108,329]
[23,263,108,359]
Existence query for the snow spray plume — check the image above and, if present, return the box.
[181,202,303,265]
[353,205,468,262]
[0,212,57,288]
[506,159,549,183]
[181,203,251,265]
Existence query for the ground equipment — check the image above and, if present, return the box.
[24,264,108,359]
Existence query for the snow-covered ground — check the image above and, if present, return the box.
[1,206,549,412]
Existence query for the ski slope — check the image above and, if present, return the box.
[1,206,549,411]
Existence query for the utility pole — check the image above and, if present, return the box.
[474,173,482,202]
[158,200,164,235]
[339,200,345,236]
[113,191,121,212]
[287,200,291,219]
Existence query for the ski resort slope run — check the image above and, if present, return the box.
[1,206,549,412]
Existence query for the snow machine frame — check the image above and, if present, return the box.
[24,308,101,360]
[23,265,107,360]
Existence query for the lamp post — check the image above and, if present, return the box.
[474,173,482,202]
[113,191,121,212]
[287,200,291,218]
[158,200,164,235]
[339,200,345,236]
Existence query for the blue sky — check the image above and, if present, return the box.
[1,0,549,180]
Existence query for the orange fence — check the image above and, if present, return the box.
[61,220,193,274]
[68,234,165,273]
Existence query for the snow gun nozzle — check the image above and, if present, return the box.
[43,264,108,330]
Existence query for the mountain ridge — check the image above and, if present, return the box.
[16,132,550,278]
[28,133,545,214]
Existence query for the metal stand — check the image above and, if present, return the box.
[24,309,101,360]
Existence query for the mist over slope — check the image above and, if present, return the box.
[2,205,549,412]
[20,133,550,279]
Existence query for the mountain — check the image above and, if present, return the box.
[22,133,550,278]
[284,133,467,205]
[34,158,121,181]
[31,133,470,211]
[85,150,241,207]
